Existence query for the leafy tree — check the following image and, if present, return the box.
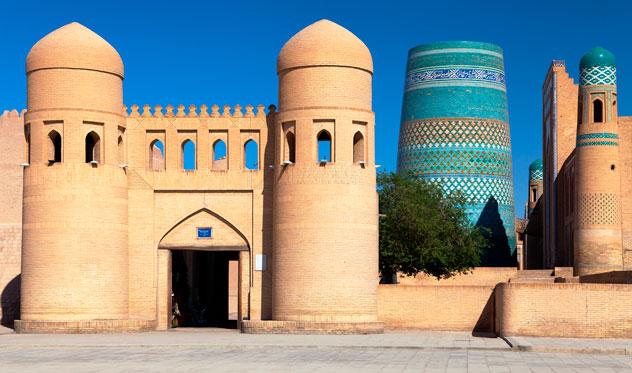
[378,171,485,282]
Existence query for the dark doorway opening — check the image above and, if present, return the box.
[171,250,239,328]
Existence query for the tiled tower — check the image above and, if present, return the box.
[272,20,382,331]
[397,41,516,262]
[18,23,130,330]
[574,47,623,276]
[528,159,543,215]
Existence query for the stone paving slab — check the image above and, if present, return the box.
[505,335,632,355]
[0,344,631,372]
[0,329,510,351]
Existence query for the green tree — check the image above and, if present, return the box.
[378,171,485,282]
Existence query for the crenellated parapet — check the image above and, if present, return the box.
[123,103,275,177]
[0,109,27,166]
[0,109,26,123]
[124,104,269,119]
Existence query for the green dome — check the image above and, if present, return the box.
[529,159,543,171]
[580,47,616,69]
[529,159,543,181]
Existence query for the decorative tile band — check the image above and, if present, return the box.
[398,119,512,150]
[580,66,616,86]
[409,47,504,60]
[576,141,618,147]
[406,67,506,92]
[530,168,543,181]
[576,132,619,141]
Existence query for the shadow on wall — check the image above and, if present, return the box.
[579,271,632,284]
[475,197,516,267]
[472,291,495,337]
[1,274,20,328]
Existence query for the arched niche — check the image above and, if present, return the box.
[158,208,250,252]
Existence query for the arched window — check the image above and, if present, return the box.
[149,139,165,170]
[212,140,227,171]
[48,130,61,163]
[317,130,332,162]
[353,131,365,163]
[244,139,258,170]
[85,132,101,163]
[182,139,196,170]
[118,135,124,164]
[284,131,295,163]
[531,187,537,203]
[593,99,603,123]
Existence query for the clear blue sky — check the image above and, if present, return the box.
[1,0,629,216]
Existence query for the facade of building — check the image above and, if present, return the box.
[397,41,516,265]
[1,23,630,338]
[535,48,632,274]
[0,20,383,333]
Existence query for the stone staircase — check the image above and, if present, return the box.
[510,267,578,283]
[510,269,556,283]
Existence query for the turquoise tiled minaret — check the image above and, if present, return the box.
[397,41,516,263]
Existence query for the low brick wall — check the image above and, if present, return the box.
[377,285,495,333]
[398,267,517,287]
[495,282,632,338]
[579,270,632,284]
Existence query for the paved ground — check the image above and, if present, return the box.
[0,329,630,372]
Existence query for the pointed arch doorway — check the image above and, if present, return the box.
[158,208,250,329]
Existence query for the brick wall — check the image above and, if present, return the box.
[398,267,517,287]
[377,285,494,333]
[0,110,24,327]
[495,282,632,338]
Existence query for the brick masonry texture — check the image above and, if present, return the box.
[495,282,632,338]
[0,110,24,328]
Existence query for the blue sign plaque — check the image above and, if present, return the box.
[197,227,212,239]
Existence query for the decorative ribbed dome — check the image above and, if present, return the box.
[277,19,373,73]
[580,47,616,69]
[26,22,124,78]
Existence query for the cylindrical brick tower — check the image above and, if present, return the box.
[527,159,543,215]
[19,23,129,329]
[272,20,381,329]
[574,47,623,276]
[397,41,516,264]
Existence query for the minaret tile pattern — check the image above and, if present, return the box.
[397,41,516,261]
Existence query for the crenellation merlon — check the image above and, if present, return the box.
[0,109,26,123]
[124,104,269,119]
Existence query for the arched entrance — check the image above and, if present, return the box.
[171,250,239,328]
[158,208,250,329]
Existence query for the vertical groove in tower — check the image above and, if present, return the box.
[528,159,543,216]
[271,20,381,329]
[19,23,129,328]
[574,47,623,276]
[397,41,516,264]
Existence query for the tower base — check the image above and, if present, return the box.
[14,319,157,334]
[240,320,384,334]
